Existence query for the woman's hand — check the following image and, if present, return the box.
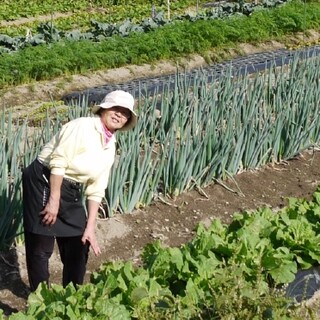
[40,199,59,225]
[82,226,101,256]
[84,199,102,256]
[40,173,63,225]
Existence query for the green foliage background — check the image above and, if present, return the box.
[0,1,319,88]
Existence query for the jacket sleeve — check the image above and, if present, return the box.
[85,151,115,203]
[48,120,84,176]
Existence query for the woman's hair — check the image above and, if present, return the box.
[95,108,103,116]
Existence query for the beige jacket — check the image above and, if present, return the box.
[38,116,116,203]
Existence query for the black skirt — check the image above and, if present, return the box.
[22,159,87,237]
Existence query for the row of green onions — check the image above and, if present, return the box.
[0,51,319,249]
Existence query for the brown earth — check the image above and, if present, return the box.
[0,30,320,317]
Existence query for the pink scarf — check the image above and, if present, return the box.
[101,120,114,145]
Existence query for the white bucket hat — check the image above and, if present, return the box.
[92,90,137,131]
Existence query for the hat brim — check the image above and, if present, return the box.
[92,104,137,131]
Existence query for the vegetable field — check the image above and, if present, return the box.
[2,152,320,318]
[1,0,320,318]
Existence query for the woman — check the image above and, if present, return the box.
[22,90,137,291]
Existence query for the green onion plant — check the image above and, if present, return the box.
[1,53,320,247]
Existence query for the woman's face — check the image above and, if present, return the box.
[100,106,131,132]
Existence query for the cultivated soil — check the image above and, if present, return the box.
[0,29,320,317]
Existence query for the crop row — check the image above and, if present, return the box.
[0,0,290,54]
[0,1,201,37]
[0,0,198,21]
[3,187,320,319]
[0,1,319,88]
[1,50,319,250]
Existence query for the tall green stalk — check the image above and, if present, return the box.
[1,53,320,248]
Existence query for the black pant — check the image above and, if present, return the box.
[25,231,89,291]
